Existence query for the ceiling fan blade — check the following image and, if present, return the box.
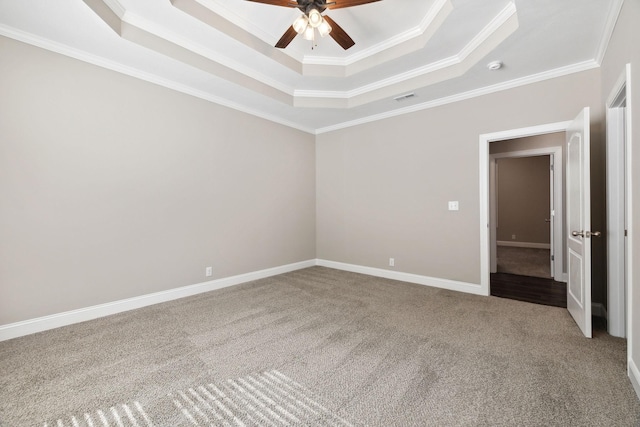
[275,25,298,48]
[245,0,298,7]
[326,0,382,10]
[323,16,355,50]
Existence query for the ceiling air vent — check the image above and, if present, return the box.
[394,93,416,102]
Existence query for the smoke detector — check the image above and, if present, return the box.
[487,61,503,71]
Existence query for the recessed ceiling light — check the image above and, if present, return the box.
[487,61,503,71]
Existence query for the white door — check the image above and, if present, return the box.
[566,107,594,338]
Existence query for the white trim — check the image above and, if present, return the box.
[480,121,572,297]
[0,260,315,342]
[316,259,485,296]
[302,0,454,68]
[595,0,625,65]
[626,63,634,382]
[317,61,598,134]
[605,65,631,338]
[0,24,316,135]
[497,241,551,249]
[592,303,608,319]
[630,359,640,401]
[299,2,517,100]
[0,20,599,135]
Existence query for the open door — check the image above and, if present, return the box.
[566,107,593,338]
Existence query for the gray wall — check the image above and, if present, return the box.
[495,156,551,245]
[0,37,316,325]
[317,69,603,287]
[600,0,640,388]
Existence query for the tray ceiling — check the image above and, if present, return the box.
[0,0,622,133]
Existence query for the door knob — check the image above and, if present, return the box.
[545,219,551,223]
[572,230,601,238]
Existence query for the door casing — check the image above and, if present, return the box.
[606,64,633,339]
[480,121,571,296]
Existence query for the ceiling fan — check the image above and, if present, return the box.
[245,0,382,50]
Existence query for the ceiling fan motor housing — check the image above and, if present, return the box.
[297,0,330,14]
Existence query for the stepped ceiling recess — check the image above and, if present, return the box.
[0,0,622,133]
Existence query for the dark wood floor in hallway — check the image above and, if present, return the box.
[490,272,567,308]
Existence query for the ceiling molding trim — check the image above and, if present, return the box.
[83,0,123,34]
[315,60,600,134]
[295,57,459,98]
[101,0,126,19]
[302,0,453,67]
[83,0,298,105]
[83,0,518,109]
[458,1,516,59]
[594,0,624,65]
[174,0,454,78]
[123,11,295,95]
[0,25,315,135]
[195,0,285,48]
[295,6,519,108]
[169,0,303,74]
[119,22,294,104]
[302,0,453,77]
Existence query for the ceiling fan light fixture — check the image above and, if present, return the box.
[303,25,315,41]
[293,15,308,34]
[308,9,322,28]
[318,19,332,37]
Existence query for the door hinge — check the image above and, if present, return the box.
[550,164,554,171]
[551,255,555,261]
[625,229,628,237]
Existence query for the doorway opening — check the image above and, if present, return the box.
[479,109,594,338]
[488,139,566,307]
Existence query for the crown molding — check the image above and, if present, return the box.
[173,0,454,77]
[82,0,519,109]
[459,1,516,59]
[123,11,296,96]
[302,0,453,70]
[315,60,600,134]
[0,25,316,135]
[295,5,519,108]
[594,0,624,65]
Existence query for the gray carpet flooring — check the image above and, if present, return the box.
[497,246,552,278]
[1,267,639,426]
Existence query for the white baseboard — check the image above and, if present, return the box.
[592,303,608,319]
[316,259,485,296]
[497,241,551,249]
[630,358,640,401]
[0,259,316,342]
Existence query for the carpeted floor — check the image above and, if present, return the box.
[497,246,552,278]
[1,267,639,426]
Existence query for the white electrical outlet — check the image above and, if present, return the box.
[205,267,213,277]
[389,258,395,267]
[448,201,459,211]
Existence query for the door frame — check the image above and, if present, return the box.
[490,147,564,282]
[606,64,633,339]
[479,121,571,296]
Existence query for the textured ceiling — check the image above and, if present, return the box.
[0,0,623,133]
